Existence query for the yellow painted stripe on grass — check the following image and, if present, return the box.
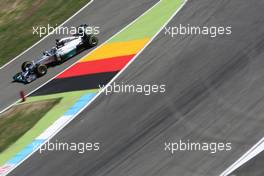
[80,38,149,62]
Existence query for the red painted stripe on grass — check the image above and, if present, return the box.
[56,54,135,79]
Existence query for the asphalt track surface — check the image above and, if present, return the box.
[231,151,264,176]
[8,0,264,175]
[0,0,159,112]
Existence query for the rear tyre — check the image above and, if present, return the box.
[36,64,47,76]
[88,35,98,47]
[21,61,33,72]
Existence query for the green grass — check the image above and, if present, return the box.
[0,98,60,153]
[0,0,91,66]
[0,89,98,165]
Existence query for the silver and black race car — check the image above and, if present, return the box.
[13,24,98,83]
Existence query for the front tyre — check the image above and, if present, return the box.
[21,61,33,72]
[36,64,47,76]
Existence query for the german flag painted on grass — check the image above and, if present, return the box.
[57,38,149,79]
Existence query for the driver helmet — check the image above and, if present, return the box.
[51,47,57,53]
[43,51,49,56]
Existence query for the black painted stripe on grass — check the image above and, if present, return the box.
[31,71,118,96]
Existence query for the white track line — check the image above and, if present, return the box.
[3,0,189,175]
[220,137,264,176]
[0,0,94,70]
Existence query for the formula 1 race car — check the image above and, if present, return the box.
[13,24,98,83]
